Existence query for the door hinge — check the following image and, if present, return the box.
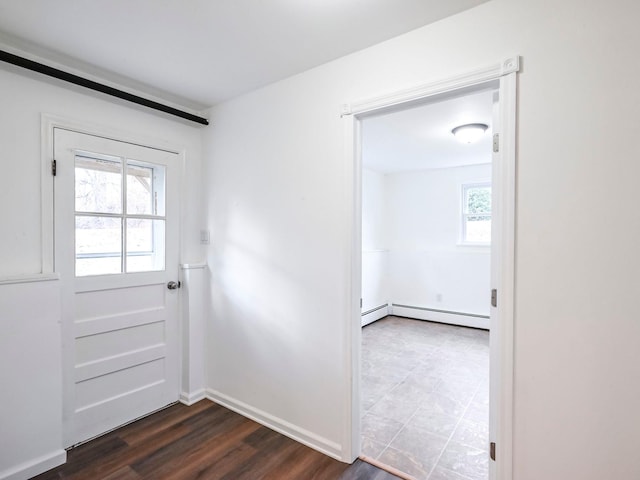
[51,159,57,176]
[490,442,496,461]
[493,133,499,153]
[360,298,363,308]
[491,289,497,308]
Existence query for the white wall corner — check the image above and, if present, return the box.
[179,389,207,406]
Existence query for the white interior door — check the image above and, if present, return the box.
[54,128,180,447]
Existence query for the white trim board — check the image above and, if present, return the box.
[180,263,207,270]
[0,449,66,480]
[342,57,519,116]
[343,56,519,478]
[0,273,59,285]
[205,389,343,461]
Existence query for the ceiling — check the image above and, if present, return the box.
[0,0,488,110]
[362,88,494,174]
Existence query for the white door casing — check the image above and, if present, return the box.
[53,128,180,447]
[343,57,519,479]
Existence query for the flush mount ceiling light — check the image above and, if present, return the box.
[451,123,489,144]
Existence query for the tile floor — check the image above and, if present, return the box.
[361,316,490,480]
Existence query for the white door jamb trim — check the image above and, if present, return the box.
[341,56,520,480]
[341,57,519,117]
[42,114,186,448]
[40,113,185,275]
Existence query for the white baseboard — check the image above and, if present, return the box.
[361,303,389,327]
[391,304,489,330]
[179,389,207,406]
[0,449,66,480]
[205,388,343,461]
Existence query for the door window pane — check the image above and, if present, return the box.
[74,152,167,276]
[75,155,122,213]
[127,164,153,215]
[126,219,165,273]
[76,216,122,276]
[127,161,165,216]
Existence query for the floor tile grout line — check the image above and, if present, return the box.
[364,335,446,469]
[363,340,441,421]
[362,317,489,480]
[425,381,483,480]
[363,366,414,417]
[373,401,423,463]
[366,356,429,461]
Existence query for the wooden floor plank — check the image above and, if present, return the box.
[261,441,319,480]
[66,422,192,480]
[32,399,401,480]
[119,399,215,445]
[101,465,142,480]
[220,426,302,480]
[133,413,261,479]
[62,435,129,476]
[129,405,250,477]
[167,442,258,480]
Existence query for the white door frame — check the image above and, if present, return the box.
[40,114,187,274]
[41,114,186,445]
[342,57,520,480]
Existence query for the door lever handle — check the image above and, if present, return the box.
[167,281,181,290]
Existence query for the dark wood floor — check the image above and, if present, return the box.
[33,399,400,480]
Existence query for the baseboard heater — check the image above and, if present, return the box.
[361,303,389,327]
[391,303,489,330]
[361,304,388,316]
[392,304,488,319]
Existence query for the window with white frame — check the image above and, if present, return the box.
[74,152,166,276]
[461,182,491,244]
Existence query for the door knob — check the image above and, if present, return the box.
[167,281,181,290]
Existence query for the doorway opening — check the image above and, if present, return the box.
[359,86,495,479]
[345,57,518,480]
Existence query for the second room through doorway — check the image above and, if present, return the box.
[359,86,496,480]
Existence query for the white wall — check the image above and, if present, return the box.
[0,278,64,480]
[0,66,205,479]
[360,164,491,326]
[361,168,388,324]
[203,0,640,477]
[362,168,387,253]
[386,164,491,316]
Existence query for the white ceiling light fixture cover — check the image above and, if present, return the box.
[452,123,489,144]
[362,89,493,173]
